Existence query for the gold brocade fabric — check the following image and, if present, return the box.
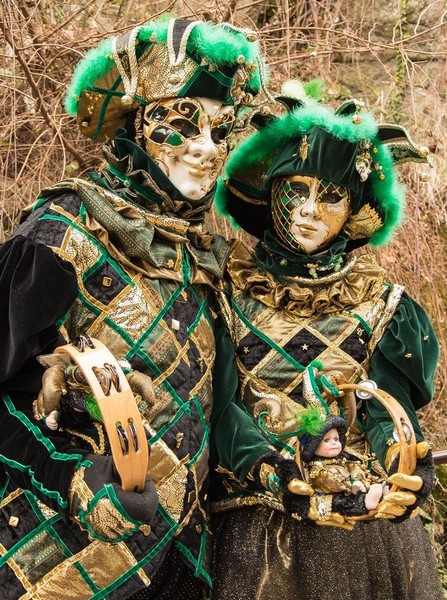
[69,468,137,542]
[211,507,444,600]
[227,239,386,318]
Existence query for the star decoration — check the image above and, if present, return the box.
[243,347,250,354]
[404,353,412,359]
[167,259,175,268]
[301,344,309,351]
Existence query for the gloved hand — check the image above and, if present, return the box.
[375,441,435,521]
[69,454,158,543]
[251,452,357,529]
[35,363,155,429]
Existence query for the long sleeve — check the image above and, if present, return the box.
[0,235,89,514]
[210,312,271,482]
[366,292,439,465]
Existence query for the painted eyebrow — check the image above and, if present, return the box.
[319,180,345,194]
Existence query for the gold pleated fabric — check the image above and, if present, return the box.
[211,507,444,600]
[227,240,386,318]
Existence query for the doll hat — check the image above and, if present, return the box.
[65,18,265,142]
[300,415,348,463]
[215,87,432,248]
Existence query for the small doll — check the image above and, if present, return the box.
[301,415,385,510]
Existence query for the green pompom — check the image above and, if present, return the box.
[296,407,324,436]
[84,393,103,422]
[303,78,325,101]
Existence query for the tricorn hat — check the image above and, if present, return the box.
[65,18,265,142]
[215,88,432,249]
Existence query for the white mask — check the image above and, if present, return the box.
[142,97,235,200]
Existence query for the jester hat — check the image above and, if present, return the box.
[215,91,432,249]
[65,18,264,142]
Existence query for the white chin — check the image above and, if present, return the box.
[176,181,211,200]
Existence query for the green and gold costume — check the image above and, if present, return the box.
[0,18,271,600]
[210,91,443,599]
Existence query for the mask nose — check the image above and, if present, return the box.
[188,130,219,165]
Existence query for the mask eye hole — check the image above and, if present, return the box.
[170,118,200,139]
[321,193,344,204]
[145,104,169,122]
[211,125,230,144]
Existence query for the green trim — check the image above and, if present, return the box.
[256,412,296,455]
[24,489,76,560]
[181,246,192,285]
[187,294,210,336]
[79,201,87,224]
[307,364,331,415]
[91,75,122,141]
[1,394,89,507]
[126,284,185,360]
[231,299,305,372]
[0,472,10,506]
[76,562,100,594]
[319,374,341,397]
[75,290,103,318]
[31,196,50,212]
[38,212,115,259]
[176,538,212,586]
[186,397,209,467]
[82,253,107,281]
[88,504,179,599]
[134,348,188,408]
[347,310,371,335]
[108,165,162,205]
[78,484,142,543]
[149,401,192,444]
[0,512,61,568]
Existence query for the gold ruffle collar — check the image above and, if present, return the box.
[227,239,386,317]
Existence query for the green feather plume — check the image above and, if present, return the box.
[65,20,262,116]
[84,392,103,423]
[296,407,325,437]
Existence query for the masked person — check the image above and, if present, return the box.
[0,18,285,600]
[210,91,444,599]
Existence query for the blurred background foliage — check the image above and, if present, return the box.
[1,0,446,588]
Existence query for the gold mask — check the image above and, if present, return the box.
[271,176,351,254]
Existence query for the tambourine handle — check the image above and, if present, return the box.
[56,338,149,492]
[337,383,417,488]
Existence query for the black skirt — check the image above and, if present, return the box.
[211,506,444,600]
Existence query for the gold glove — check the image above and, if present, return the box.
[308,495,355,530]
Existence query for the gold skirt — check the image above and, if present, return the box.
[211,506,443,600]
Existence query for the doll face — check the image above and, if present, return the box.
[314,428,342,458]
[271,176,351,253]
[142,97,235,200]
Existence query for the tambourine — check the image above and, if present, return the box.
[56,336,149,492]
[295,380,417,520]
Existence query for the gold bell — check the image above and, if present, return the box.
[352,114,362,125]
[246,32,258,42]
[419,171,430,182]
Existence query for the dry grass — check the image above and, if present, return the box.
[1,0,446,582]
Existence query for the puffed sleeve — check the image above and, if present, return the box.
[366,291,439,465]
[210,312,271,482]
[0,235,89,515]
